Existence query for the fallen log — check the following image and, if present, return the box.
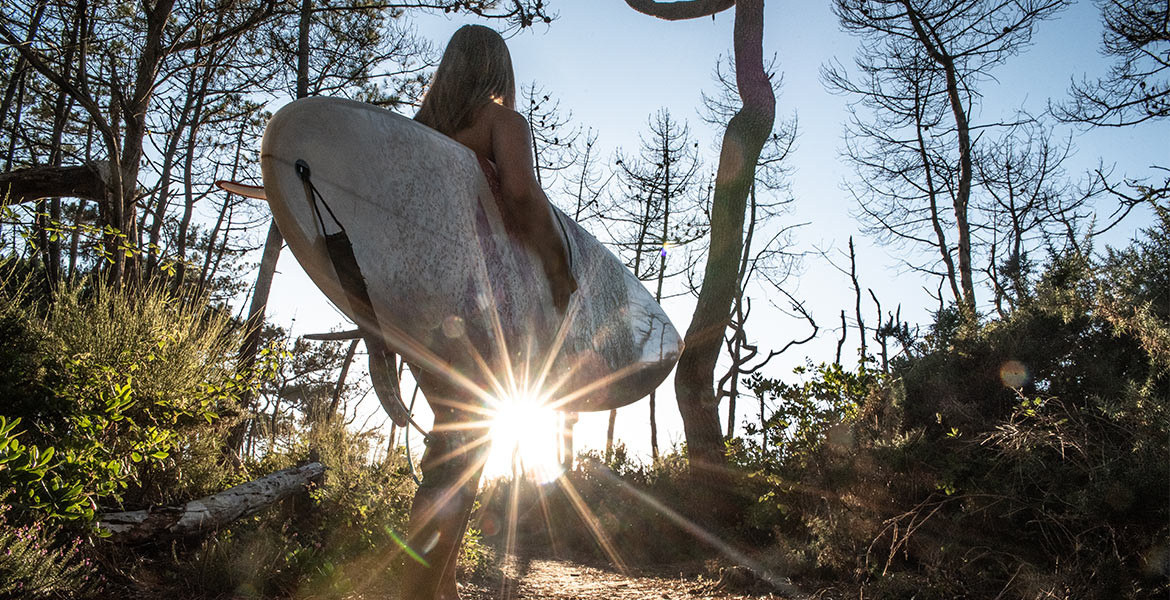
[97,462,325,544]
[302,328,362,341]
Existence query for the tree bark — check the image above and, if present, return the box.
[144,60,198,274]
[97,462,325,544]
[228,219,284,455]
[0,164,108,205]
[173,49,213,292]
[649,392,659,459]
[901,0,976,315]
[605,408,617,459]
[630,0,774,474]
[229,0,310,454]
[911,89,962,304]
[0,0,277,283]
[0,0,46,138]
[42,1,84,287]
[328,338,361,419]
[849,237,865,363]
[560,410,578,471]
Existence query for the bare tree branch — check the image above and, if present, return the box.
[0,163,109,205]
[624,0,735,21]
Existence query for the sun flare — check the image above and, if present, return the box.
[483,392,564,483]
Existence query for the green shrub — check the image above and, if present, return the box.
[0,273,244,523]
[749,208,1170,598]
[149,417,418,598]
[0,502,95,599]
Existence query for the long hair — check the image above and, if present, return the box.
[414,25,516,136]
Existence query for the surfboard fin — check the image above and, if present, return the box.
[215,179,267,199]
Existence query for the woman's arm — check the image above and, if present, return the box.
[491,109,578,311]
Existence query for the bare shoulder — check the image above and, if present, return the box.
[486,104,537,189]
[485,104,531,139]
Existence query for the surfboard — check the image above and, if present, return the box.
[257,96,681,413]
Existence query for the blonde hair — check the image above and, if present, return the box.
[415,25,516,136]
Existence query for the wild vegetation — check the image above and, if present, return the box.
[2,0,1167,598]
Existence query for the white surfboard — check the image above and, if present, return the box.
[259,97,681,412]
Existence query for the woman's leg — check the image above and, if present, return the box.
[434,457,484,599]
[400,374,489,600]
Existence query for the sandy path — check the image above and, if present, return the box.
[462,557,797,600]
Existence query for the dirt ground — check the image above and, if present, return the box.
[461,556,802,600]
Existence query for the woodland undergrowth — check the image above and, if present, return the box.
[483,202,1170,600]
[2,206,1168,599]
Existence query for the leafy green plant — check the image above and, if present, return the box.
[0,269,247,522]
[741,362,876,468]
[753,210,1170,597]
[151,413,418,598]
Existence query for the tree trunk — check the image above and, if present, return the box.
[848,237,865,363]
[97,462,325,544]
[173,55,212,293]
[42,3,84,288]
[145,63,198,274]
[912,94,962,304]
[725,362,737,436]
[650,118,672,457]
[230,0,311,455]
[901,1,976,316]
[110,0,179,282]
[605,408,617,460]
[229,219,283,454]
[665,0,775,473]
[328,338,361,419]
[198,122,247,297]
[0,0,46,140]
[649,392,659,459]
[560,410,578,471]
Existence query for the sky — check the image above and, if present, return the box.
[262,0,1167,469]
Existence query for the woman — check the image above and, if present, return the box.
[402,24,576,600]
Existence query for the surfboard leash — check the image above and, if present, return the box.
[403,383,423,486]
[297,159,345,236]
[295,158,433,484]
[552,208,575,273]
[294,159,426,427]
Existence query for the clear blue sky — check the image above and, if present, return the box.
[266,0,1166,462]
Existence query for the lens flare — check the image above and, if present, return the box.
[999,360,1029,388]
[483,391,564,483]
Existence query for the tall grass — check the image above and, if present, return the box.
[42,277,240,413]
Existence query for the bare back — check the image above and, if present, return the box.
[449,101,578,311]
[450,103,504,162]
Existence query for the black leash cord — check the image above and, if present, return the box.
[295,158,431,481]
[552,208,575,273]
[297,159,344,236]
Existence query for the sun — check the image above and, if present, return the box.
[482,391,564,483]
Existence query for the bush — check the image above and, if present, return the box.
[0,264,421,598]
[146,416,418,598]
[471,445,722,566]
[747,208,1170,598]
[0,501,95,599]
[0,270,244,523]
